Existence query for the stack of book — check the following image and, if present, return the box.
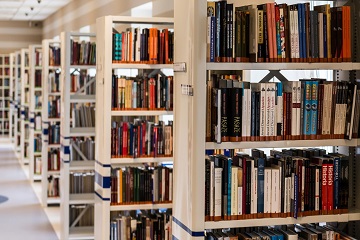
[48,124,60,144]
[207,2,352,63]
[47,175,60,197]
[34,135,42,152]
[205,148,349,221]
[48,149,60,171]
[112,28,174,64]
[70,73,96,94]
[112,74,173,111]
[49,71,60,93]
[49,46,60,66]
[70,205,94,227]
[71,104,95,128]
[70,138,95,161]
[111,120,173,158]
[70,39,96,65]
[207,76,360,143]
[110,212,172,240]
[48,96,60,118]
[110,166,173,205]
[69,171,94,194]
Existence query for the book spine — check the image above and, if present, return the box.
[231,166,238,218]
[257,158,265,213]
[276,82,283,139]
[310,81,319,137]
[264,168,271,214]
[214,167,222,221]
[333,157,340,210]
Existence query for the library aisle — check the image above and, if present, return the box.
[0,143,58,240]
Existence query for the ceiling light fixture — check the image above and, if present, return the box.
[25,13,28,16]
[30,7,34,11]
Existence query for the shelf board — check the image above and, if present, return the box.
[48,144,60,148]
[33,174,42,181]
[34,109,42,112]
[48,92,61,96]
[47,197,60,204]
[48,66,61,70]
[34,152,41,156]
[69,127,95,137]
[34,87,42,91]
[34,130,42,134]
[69,193,95,204]
[110,203,172,211]
[111,110,173,116]
[48,170,60,175]
[111,157,173,165]
[69,226,94,240]
[34,66,42,70]
[70,65,96,69]
[112,63,173,69]
[204,210,360,229]
[47,118,61,122]
[206,138,360,150]
[69,161,95,171]
[69,95,96,103]
[206,62,360,71]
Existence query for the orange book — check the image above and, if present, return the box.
[154,29,158,64]
[129,30,133,62]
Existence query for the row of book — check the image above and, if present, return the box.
[0,100,10,108]
[110,166,173,205]
[71,104,95,128]
[48,96,60,118]
[205,148,349,221]
[70,73,96,94]
[112,74,173,111]
[70,138,95,161]
[48,149,60,171]
[110,212,172,240]
[47,174,60,197]
[70,205,94,227]
[49,46,60,66]
[34,48,42,66]
[35,70,42,87]
[69,171,94,194]
[0,78,10,86]
[112,28,174,64]
[34,93,42,110]
[48,123,60,144]
[34,136,42,152]
[49,71,60,93]
[0,68,10,76]
[207,2,351,63]
[33,113,41,131]
[206,224,356,240]
[70,39,96,65]
[34,157,41,175]
[0,122,9,130]
[0,56,9,65]
[207,76,360,143]
[0,111,9,119]
[111,120,173,158]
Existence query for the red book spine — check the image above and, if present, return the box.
[327,161,334,211]
[153,127,158,157]
[142,122,146,156]
[322,161,328,212]
[122,122,128,156]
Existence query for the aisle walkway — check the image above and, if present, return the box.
[0,143,58,240]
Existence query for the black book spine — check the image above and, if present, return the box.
[255,91,261,138]
[246,160,251,214]
[220,1,227,62]
[251,90,256,138]
[226,4,233,61]
[331,8,337,59]
[220,81,229,142]
[263,10,269,61]
[229,87,242,141]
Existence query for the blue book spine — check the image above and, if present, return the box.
[118,33,122,61]
[257,158,265,213]
[310,81,318,135]
[205,149,214,155]
[303,81,312,135]
[324,14,328,58]
[298,4,303,59]
[215,2,221,59]
[210,16,216,62]
[227,158,232,217]
[223,149,231,157]
[333,157,340,209]
[294,174,298,218]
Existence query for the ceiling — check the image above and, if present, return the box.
[0,0,71,21]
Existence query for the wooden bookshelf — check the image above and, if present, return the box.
[0,54,10,138]
[20,48,30,165]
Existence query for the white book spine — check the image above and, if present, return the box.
[287,177,291,213]
[284,176,288,214]
[231,167,238,216]
[264,168,271,213]
[162,168,166,201]
[290,9,295,58]
[315,168,320,211]
[135,28,141,62]
[242,88,247,139]
[278,166,282,213]
[291,82,297,136]
[291,173,295,211]
[238,187,243,215]
[260,84,266,138]
[271,168,279,213]
[270,83,276,138]
[277,87,283,137]
[214,168,222,219]
[266,83,271,137]
[294,8,300,58]
[254,167,258,214]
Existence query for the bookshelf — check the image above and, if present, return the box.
[29,44,43,182]
[9,53,16,143]
[95,16,174,239]
[41,39,61,206]
[172,0,360,239]
[14,51,21,155]
[0,54,10,137]
[20,48,30,165]
[59,31,96,240]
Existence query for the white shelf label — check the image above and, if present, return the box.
[173,62,186,72]
[181,84,193,96]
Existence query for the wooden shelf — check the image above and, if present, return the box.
[69,127,95,137]
[69,193,95,204]
[110,203,172,211]
[70,65,96,69]
[206,138,360,150]
[70,95,95,103]
[48,170,60,175]
[48,144,60,148]
[47,197,61,205]
[48,92,61,96]
[111,157,173,165]
[206,62,360,71]
[69,226,94,240]
[34,152,41,156]
[204,210,360,229]
[112,63,173,69]
[111,110,173,116]
[69,161,95,171]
